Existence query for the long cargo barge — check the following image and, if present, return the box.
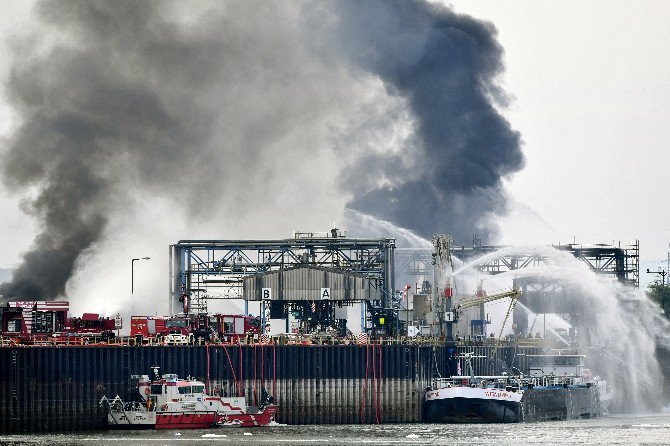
[425,353,609,423]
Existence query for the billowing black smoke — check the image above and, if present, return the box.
[327,1,524,243]
[0,1,211,299]
[0,0,522,300]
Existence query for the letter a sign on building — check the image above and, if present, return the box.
[262,288,272,301]
[320,288,331,300]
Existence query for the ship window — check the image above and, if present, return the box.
[150,384,163,394]
[178,386,192,394]
[191,385,204,393]
[7,319,20,333]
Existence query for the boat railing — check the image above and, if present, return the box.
[430,375,516,390]
[526,374,582,387]
[429,373,584,391]
[2,333,557,348]
[100,395,152,414]
[430,377,457,389]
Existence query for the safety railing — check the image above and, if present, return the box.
[0,333,538,348]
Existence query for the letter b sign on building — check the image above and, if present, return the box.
[262,288,272,301]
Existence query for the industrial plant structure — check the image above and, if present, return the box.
[0,230,656,432]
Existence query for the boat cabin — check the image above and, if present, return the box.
[134,369,247,414]
[526,354,584,378]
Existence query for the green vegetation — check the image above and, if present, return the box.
[646,282,670,318]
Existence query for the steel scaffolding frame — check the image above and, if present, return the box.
[169,237,395,315]
[451,241,639,288]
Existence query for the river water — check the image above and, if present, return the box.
[2,414,670,446]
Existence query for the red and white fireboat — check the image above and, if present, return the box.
[100,367,277,429]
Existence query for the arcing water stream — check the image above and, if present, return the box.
[344,209,433,248]
[514,300,571,347]
[455,245,669,412]
[345,211,669,411]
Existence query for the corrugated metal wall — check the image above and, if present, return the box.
[0,344,446,432]
[243,266,382,301]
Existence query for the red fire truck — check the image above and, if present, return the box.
[0,301,68,338]
[206,314,261,343]
[63,313,117,338]
[0,301,120,343]
[130,313,261,344]
[130,316,191,344]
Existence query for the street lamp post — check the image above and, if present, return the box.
[646,268,668,316]
[131,257,151,315]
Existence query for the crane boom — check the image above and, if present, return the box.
[454,288,521,310]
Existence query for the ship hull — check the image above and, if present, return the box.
[108,410,155,427]
[425,385,523,423]
[224,406,278,427]
[426,385,603,423]
[155,412,218,429]
[107,409,278,429]
[522,386,603,422]
[425,396,521,423]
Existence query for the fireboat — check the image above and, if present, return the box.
[100,367,277,428]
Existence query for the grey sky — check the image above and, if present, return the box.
[450,2,670,259]
[0,1,669,311]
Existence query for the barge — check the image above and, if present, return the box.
[425,352,612,423]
